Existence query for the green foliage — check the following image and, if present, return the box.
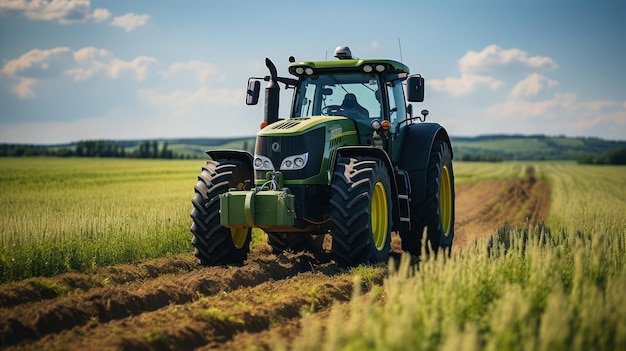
[457,153,503,162]
[577,146,626,165]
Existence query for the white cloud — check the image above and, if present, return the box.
[431,44,559,97]
[110,13,149,32]
[0,46,74,98]
[1,46,73,77]
[484,92,626,137]
[0,1,148,31]
[431,44,624,139]
[0,46,158,98]
[459,44,558,74]
[67,47,158,81]
[429,73,503,96]
[11,77,37,98]
[510,73,559,99]
[0,0,111,24]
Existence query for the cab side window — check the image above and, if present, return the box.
[387,81,406,130]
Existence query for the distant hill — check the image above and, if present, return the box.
[450,134,626,161]
[2,134,625,161]
[162,138,256,159]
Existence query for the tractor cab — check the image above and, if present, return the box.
[246,46,425,161]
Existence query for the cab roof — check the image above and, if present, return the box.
[288,59,410,76]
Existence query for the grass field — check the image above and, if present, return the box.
[0,157,624,350]
[279,162,626,351]
[0,158,200,283]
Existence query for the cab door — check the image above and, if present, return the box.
[386,80,407,162]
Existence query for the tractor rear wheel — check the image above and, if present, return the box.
[190,160,252,265]
[330,156,392,265]
[267,233,325,253]
[420,140,455,256]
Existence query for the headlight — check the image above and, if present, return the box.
[254,155,275,171]
[280,152,309,170]
[371,119,382,130]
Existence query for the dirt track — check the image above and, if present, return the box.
[0,168,550,350]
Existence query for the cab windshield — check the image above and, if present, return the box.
[293,73,382,120]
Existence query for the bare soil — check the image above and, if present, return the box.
[0,167,550,350]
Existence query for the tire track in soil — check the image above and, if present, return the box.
[8,269,378,351]
[0,246,335,349]
[453,166,550,249]
[0,167,550,350]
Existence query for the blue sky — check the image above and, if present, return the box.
[1,0,624,144]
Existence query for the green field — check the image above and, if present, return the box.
[0,158,202,282]
[281,162,626,351]
[1,158,625,350]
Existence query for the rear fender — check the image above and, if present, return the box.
[397,123,452,203]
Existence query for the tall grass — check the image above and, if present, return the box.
[0,157,202,283]
[278,162,626,350]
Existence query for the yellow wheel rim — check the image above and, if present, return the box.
[371,181,389,251]
[440,165,452,236]
[231,227,249,249]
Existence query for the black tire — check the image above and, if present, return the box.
[190,160,252,265]
[329,156,392,265]
[267,232,325,254]
[418,140,455,255]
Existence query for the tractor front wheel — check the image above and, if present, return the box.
[190,160,252,265]
[330,156,392,265]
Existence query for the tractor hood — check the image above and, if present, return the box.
[253,116,359,185]
[258,116,349,136]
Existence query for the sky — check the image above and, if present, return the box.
[0,0,625,144]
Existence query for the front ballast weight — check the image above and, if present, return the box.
[220,171,296,230]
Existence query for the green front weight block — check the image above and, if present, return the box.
[220,190,296,229]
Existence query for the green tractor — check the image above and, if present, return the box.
[190,46,455,266]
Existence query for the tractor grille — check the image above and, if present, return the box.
[329,136,342,150]
[255,127,325,181]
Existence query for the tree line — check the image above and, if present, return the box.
[577,147,626,165]
[457,153,503,162]
[0,140,185,159]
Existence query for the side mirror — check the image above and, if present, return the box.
[246,79,261,105]
[407,75,424,102]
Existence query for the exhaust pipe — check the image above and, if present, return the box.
[264,58,280,125]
